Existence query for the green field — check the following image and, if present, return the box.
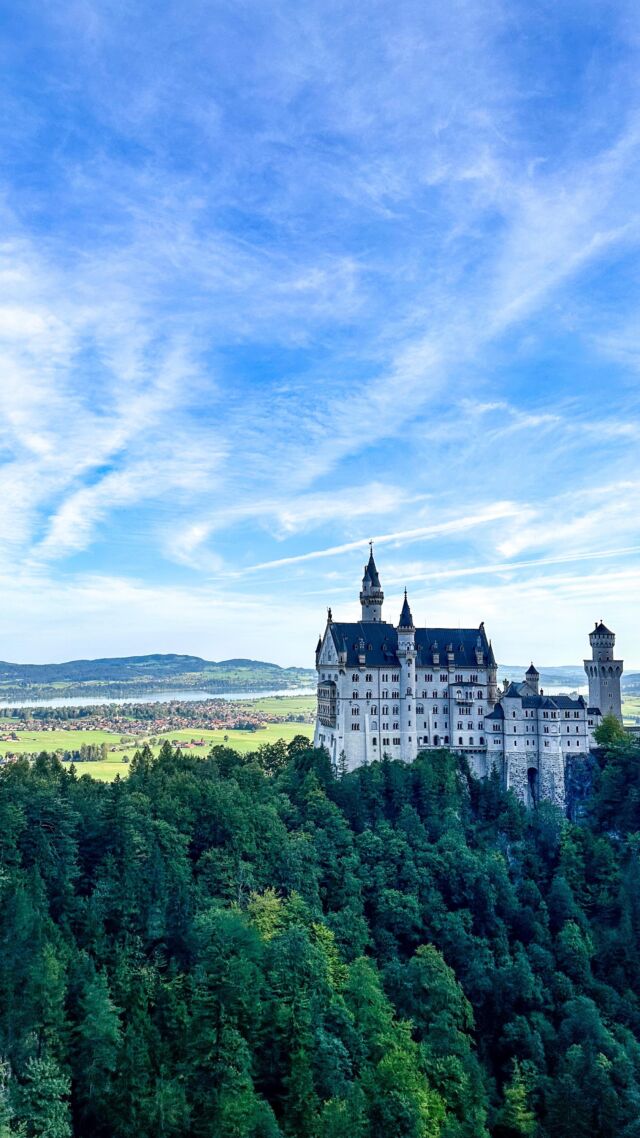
[623,695,640,723]
[0,720,314,781]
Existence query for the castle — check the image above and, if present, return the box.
[314,548,623,808]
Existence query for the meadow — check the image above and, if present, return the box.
[0,702,315,781]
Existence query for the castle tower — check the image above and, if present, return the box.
[584,622,623,721]
[525,663,540,696]
[359,544,384,622]
[397,590,417,763]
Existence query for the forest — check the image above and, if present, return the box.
[1,720,640,1137]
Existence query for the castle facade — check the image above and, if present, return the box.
[314,549,623,808]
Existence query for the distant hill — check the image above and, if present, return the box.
[0,654,315,701]
[500,664,639,691]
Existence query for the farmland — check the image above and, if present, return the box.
[0,695,316,781]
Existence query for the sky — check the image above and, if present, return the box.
[1,0,640,668]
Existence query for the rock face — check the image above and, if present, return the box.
[564,752,600,822]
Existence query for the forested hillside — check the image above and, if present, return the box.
[2,727,640,1137]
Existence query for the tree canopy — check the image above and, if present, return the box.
[1,732,640,1136]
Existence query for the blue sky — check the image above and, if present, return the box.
[1,0,640,667]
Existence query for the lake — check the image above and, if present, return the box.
[0,687,316,710]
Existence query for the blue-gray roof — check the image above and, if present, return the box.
[329,622,492,668]
[502,681,587,710]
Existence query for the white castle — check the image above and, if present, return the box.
[314,548,623,808]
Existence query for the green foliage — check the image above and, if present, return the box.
[2,734,640,1136]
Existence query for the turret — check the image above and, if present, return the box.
[525,662,539,696]
[584,621,623,721]
[359,544,384,622]
[396,590,417,763]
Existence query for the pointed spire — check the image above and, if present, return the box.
[365,542,380,588]
[398,588,414,629]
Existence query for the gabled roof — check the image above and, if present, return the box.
[593,621,613,636]
[526,663,539,676]
[501,684,587,711]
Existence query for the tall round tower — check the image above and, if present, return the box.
[584,622,623,721]
[397,590,417,763]
[359,544,384,622]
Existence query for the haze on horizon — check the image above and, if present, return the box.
[1,1,640,670]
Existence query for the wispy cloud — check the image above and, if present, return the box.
[0,0,640,660]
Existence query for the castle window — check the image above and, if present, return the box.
[512,711,516,718]
[477,691,482,700]
[494,738,500,745]
[455,674,463,683]
[392,673,399,681]
[392,705,399,715]
[425,673,432,682]
[351,723,360,731]
[471,674,478,683]
[352,691,358,700]
[352,674,359,683]
[440,674,447,682]
[458,737,463,745]
[392,691,399,699]
[416,705,424,715]
[514,726,517,733]
[365,691,372,700]
[382,705,389,715]
[479,736,484,745]
[352,707,359,716]
[365,674,372,682]
[469,737,474,745]
[433,705,438,714]
[372,737,377,745]
[444,735,449,744]
[393,722,399,730]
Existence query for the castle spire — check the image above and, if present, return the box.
[398,588,414,630]
[360,543,384,622]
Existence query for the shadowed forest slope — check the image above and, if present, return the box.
[1,727,640,1137]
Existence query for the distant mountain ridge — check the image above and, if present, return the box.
[500,664,639,691]
[0,654,315,700]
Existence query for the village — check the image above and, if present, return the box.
[0,694,315,765]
